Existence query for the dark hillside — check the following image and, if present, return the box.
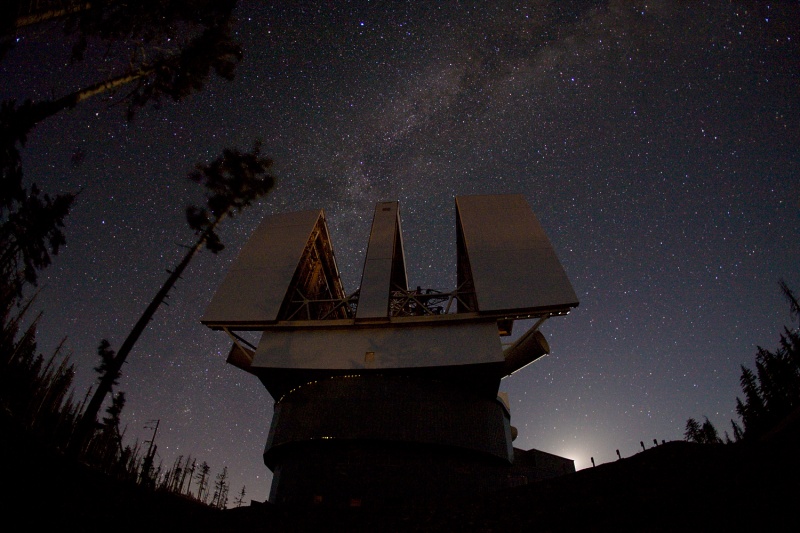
[0,414,221,532]
[441,437,800,532]
[3,410,798,532]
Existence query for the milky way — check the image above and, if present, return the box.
[2,1,798,502]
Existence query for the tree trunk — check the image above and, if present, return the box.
[10,3,94,32]
[26,67,154,127]
[69,215,225,455]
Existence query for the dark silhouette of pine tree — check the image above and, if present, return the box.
[93,340,120,390]
[734,281,800,439]
[194,461,210,502]
[212,466,229,508]
[162,455,185,492]
[686,281,800,443]
[701,417,722,444]
[178,456,196,496]
[684,418,701,442]
[70,142,274,454]
[234,485,246,507]
[139,443,158,488]
[0,162,75,297]
[684,417,722,444]
[2,3,241,301]
[0,288,79,450]
[2,1,238,62]
[731,419,744,442]
[91,391,126,469]
[1,17,241,130]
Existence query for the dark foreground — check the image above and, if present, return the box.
[2,416,798,532]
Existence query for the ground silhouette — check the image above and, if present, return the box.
[3,408,798,532]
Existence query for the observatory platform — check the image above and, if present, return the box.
[202,194,578,507]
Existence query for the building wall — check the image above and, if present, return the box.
[265,374,513,468]
[269,441,515,508]
[262,374,579,506]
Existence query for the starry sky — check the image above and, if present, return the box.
[2,1,798,503]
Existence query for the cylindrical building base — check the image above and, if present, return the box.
[269,440,516,508]
[264,373,514,507]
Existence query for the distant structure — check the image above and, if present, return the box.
[202,194,579,507]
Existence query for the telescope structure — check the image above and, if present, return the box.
[202,194,579,507]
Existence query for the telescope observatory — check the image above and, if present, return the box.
[202,194,579,507]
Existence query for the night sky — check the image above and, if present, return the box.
[2,1,798,503]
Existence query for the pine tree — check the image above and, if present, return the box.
[700,417,722,444]
[179,456,195,496]
[2,2,241,302]
[194,461,210,502]
[684,418,702,443]
[92,391,125,469]
[167,455,184,493]
[689,282,800,443]
[233,485,246,508]
[212,466,229,508]
[2,1,238,62]
[139,444,158,488]
[27,338,72,432]
[93,340,120,390]
[0,170,74,298]
[684,417,722,444]
[0,292,76,448]
[72,142,274,454]
[731,419,744,442]
[734,281,800,440]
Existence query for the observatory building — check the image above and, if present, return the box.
[202,194,579,507]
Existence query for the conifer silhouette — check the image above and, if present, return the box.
[195,461,210,502]
[234,485,246,507]
[684,417,722,444]
[686,281,800,443]
[212,466,229,508]
[2,0,238,62]
[734,282,800,439]
[1,3,242,296]
[71,142,274,454]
